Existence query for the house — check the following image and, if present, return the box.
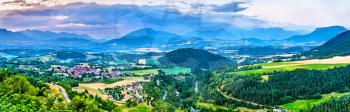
[138,59,147,65]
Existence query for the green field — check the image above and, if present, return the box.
[161,67,191,75]
[99,77,124,84]
[232,63,346,75]
[126,69,158,76]
[280,92,350,112]
[195,102,229,111]
[258,62,298,67]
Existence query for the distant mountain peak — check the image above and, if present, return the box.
[125,28,158,37]
[285,25,348,43]
[313,26,347,33]
[303,30,350,58]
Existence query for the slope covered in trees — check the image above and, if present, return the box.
[158,48,234,69]
[304,30,350,58]
[222,65,350,105]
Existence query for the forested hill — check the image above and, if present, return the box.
[158,48,234,69]
[304,30,350,58]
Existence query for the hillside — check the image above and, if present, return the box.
[285,26,347,44]
[158,48,234,69]
[304,30,350,58]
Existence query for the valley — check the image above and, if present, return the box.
[0,1,349,111]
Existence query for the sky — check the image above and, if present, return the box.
[0,0,349,39]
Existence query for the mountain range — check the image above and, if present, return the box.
[285,26,347,44]
[0,26,347,50]
[0,29,96,49]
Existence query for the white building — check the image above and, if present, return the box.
[138,59,147,65]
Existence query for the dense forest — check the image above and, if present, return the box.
[304,30,350,58]
[158,48,234,69]
[222,65,350,105]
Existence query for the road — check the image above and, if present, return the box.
[53,84,71,104]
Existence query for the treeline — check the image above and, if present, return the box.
[302,95,350,112]
[223,65,350,105]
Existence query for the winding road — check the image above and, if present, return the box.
[50,83,71,104]
[58,85,71,104]
[216,86,275,108]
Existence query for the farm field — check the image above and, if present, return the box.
[280,92,350,112]
[73,77,148,100]
[195,102,230,111]
[161,67,191,75]
[98,77,124,84]
[233,62,347,75]
[126,69,158,76]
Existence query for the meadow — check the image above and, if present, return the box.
[232,62,347,75]
[195,102,230,111]
[280,92,350,112]
[73,77,148,100]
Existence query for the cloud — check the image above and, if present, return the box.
[0,2,263,39]
[211,2,249,13]
[1,0,51,7]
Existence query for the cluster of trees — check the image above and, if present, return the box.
[158,48,234,69]
[104,86,125,101]
[142,74,196,111]
[0,69,122,111]
[237,65,262,71]
[223,65,350,105]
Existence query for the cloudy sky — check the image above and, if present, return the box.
[0,0,349,39]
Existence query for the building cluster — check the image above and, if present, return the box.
[50,64,122,78]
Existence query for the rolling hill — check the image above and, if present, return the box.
[104,28,183,47]
[304,30,350,58]
[158,48,234,69]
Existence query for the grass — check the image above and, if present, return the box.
[99,77,124,84]
[258,62,298,67]
[232,63,347,75]
[235,107,268,112]
[161,67,191,75]
[126,69,158,76]
[123,103,152,112]
[280,92,350,112]
[73,77,147,100]
[195,102,229,111]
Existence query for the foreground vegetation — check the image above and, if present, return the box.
[0,69,121,111]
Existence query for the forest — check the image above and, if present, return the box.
[222,65,350,105]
